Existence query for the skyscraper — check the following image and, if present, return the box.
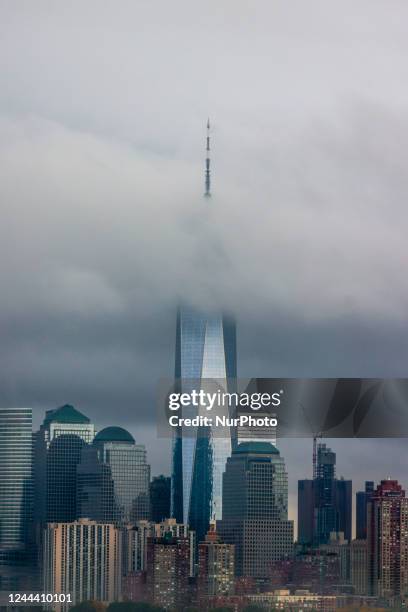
[33,404,95,527]
[367,479,408,598]
[218,442,293,579]
[43,519,122,609]
[0,408,32,565]
[146,530,191,610]
[356,481,374,540]
[77,426,150,525]
[150,475,171,523]
[297,443,352,546]
[198,523,235,602]
[171,123,237,544]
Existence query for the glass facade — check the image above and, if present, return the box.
[33,404,95,526]
[217,442,293,578]
[77,427,150,525]
[0,408,32,564]
[171,306,237,544]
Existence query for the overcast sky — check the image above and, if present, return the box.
[2,1,408,533]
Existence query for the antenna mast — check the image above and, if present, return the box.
[204,118,211,197]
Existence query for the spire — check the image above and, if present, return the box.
[204,118,211,197]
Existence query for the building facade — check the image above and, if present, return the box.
[150,475,171,523]
[33,404,95,527]
[0,408,32,565]
[350,538,368,595]
[146,530,191,610]
[43,519,121,609]
[298,443,352,547]
[171,308,237,545]
[367,479,408,599]
[356,481,374,540]
[171,126,238,546]
[77,426,150,525]
[198,523,235,602]
[218,442,293,579]
[122,518,196,578]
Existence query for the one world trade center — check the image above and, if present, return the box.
[171,122,237,544]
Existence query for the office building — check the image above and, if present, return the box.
[298,443,352,546]
[218,442,293,578]
[298,479,315,546]
[77,426,150,525]
[356,481,374,540]
[367,479,408,598]
[43,519,121,609]
[33,404,95,526]
[0,408,32,565]
[150,475,170,523]
[171,124,237,545]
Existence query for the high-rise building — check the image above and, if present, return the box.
[198,523,235,602]
[150,475,171,523]
[77,426,150,524]
[298,480,315,546]
[43,519,121,609]
[356,481,374,540]
[350,539,368,595]
[334,478,352,545]
[33,404,95,527]
[314,444,337,545]
[122,519,196,578]
[171,124,237,545]
[367,479,408,598]
[236,379,277,446]
[218,442,293,579]
[297,443,352,546]
[0,408,32,565]
[146,530,191,610]
[122,521,151,574]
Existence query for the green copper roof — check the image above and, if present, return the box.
[234,441,279,454]
[94,426,135,444]
[44,404,90,425]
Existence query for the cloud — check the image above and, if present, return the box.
[1,1,408,490]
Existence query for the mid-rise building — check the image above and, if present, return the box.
[218,442,293,579]
[350,539,368,595]
[0,408,32,565]
[247,589,337,611]
[367,479,408,599]
[198,523,235,602]
[43,519,121,609]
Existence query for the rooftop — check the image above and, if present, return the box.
[44,404,90,425]
[234,441,279,455]
[94,426,135,444]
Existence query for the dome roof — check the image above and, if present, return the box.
[94,426,135,444]
[234,441,279,454]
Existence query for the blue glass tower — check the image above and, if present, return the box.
[171,123,237,544]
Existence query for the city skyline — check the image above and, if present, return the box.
[2,3,408,520]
